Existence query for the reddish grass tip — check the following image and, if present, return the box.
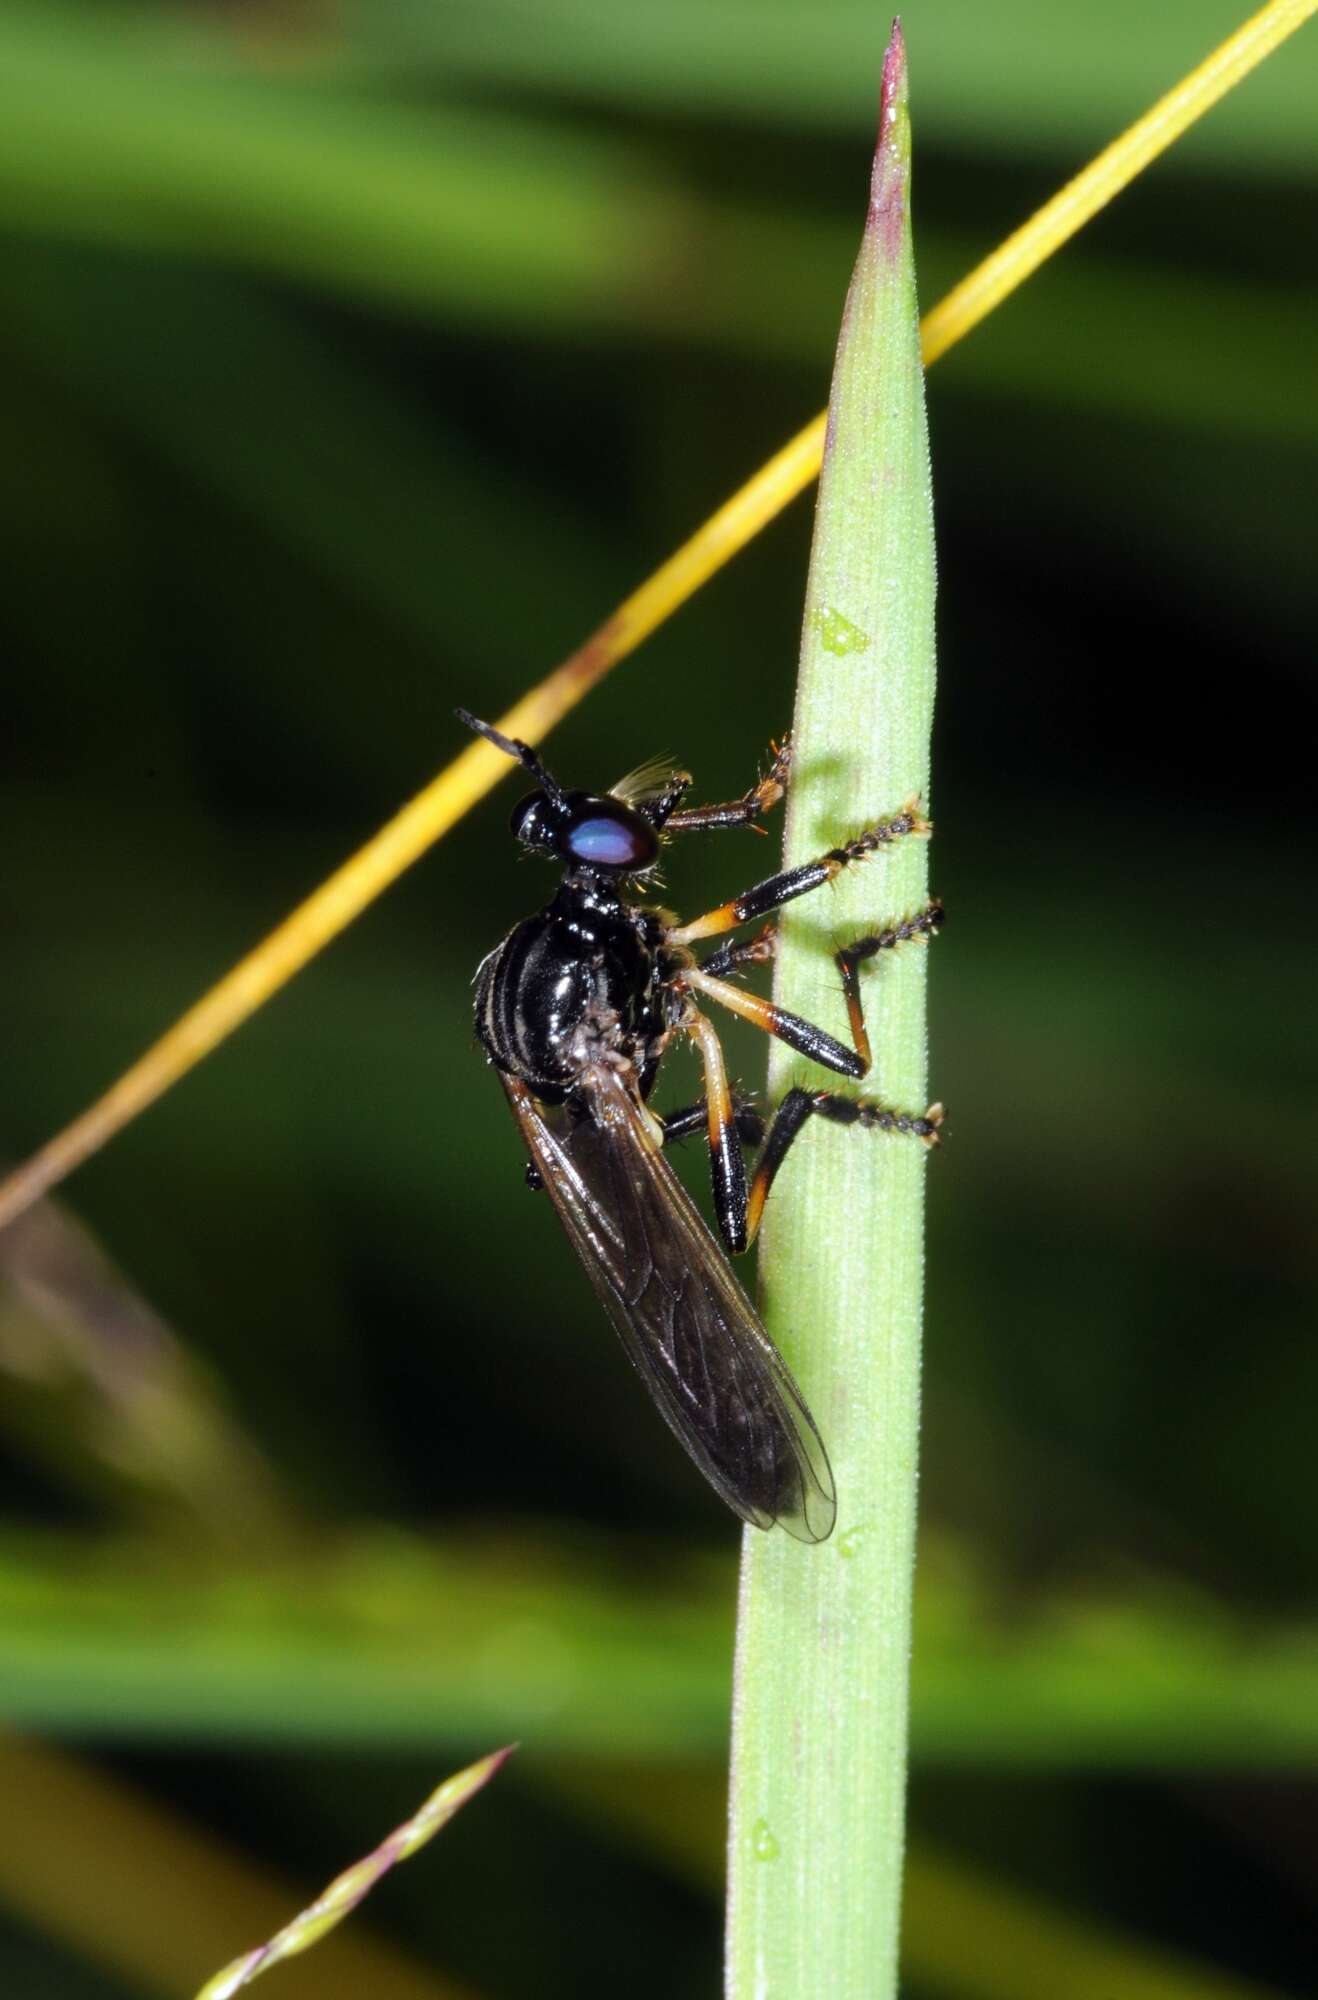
[869,19,910,258]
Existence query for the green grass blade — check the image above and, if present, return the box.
[726,27,936,1997]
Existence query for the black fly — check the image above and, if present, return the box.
[461,709,944,1541]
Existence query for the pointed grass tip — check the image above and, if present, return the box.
[870,17,911,254]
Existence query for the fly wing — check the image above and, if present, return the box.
[502,1068,836,1542]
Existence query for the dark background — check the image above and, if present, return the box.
[1,3,1315,1996]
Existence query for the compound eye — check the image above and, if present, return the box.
[563,804,659,870]
[510,790,548,844]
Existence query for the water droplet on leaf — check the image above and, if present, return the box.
[751,1817,780,1862]
[815,604,871,655]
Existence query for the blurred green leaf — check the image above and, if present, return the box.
[901,1844,1294,2000]
[0,8,688,329]
[0,1733,482,2000]
[927,242,1318,449]
[0,1189,292,1533]
[2,5,1312,454]
[3,245,616,663]
[1,1530,1316,1766]
[356,0,1318,172]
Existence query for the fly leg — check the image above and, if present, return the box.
[836,906,946,1072]
[696,922,777,980]
[663,935,772,1252]
[668,799,931,943]
[673,903,945,1244]
[660,1097,765,1150]
[681,900,943,1078]
[682,1008,751,1253]
[526,1092,762,1192]
[744,1090,944,1244]
[665,1002,941,1252]
[650,738,792,833]
[665,799,941,1251]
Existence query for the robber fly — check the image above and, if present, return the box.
[460,709,944,1541]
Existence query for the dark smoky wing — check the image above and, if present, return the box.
[501,1070,836,1542]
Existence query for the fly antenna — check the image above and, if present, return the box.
[456,709,564,802]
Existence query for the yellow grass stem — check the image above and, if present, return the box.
[919,0,1318,366]
[0,0,1309,1233]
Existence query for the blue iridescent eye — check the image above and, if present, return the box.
[563,807,658,870]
